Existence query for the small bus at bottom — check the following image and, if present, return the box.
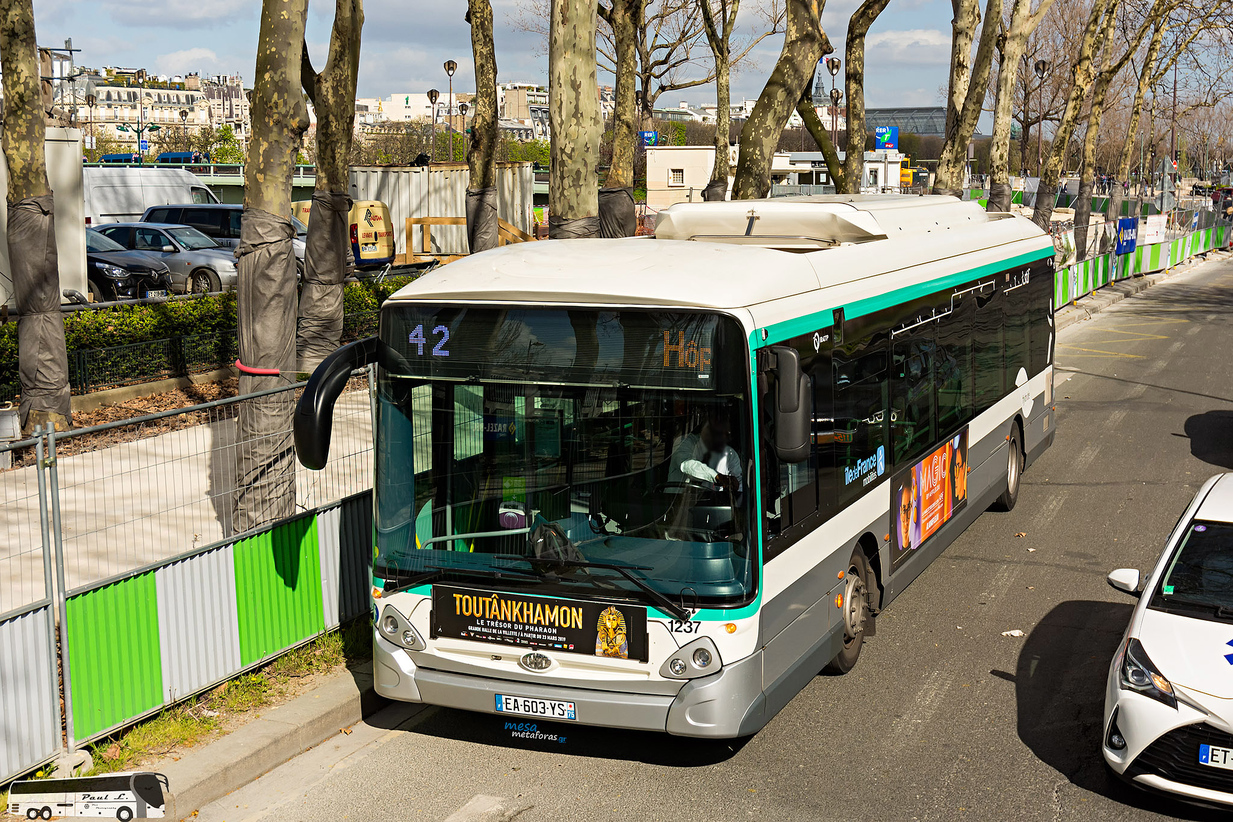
[7,771,169,819]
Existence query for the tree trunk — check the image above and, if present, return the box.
[1030,0,1112,230]
[235,0,311,533]
[0,0,70,433]
[549,0,601,238]
[731,0,831,200]
[933,0,1000,196]
[1073,71,1114,260]
[842,0,890,194]
[986,0,1035,213]
[796,94,844,190]
[599,0,639,234]
[297,0,363,373]
[467,0,501,250]
[706,49,732,198]
[1108,20,1165,223]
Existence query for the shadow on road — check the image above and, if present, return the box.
[1016,600,1226,820]
[1183,411,1233,470]
[367,701,749,767]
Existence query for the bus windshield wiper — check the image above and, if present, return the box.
[520,557,693,621]
[380,564,541,595]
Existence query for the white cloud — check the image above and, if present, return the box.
[154,48,225,76]
[102,0,254,27]
[865,29,952,65]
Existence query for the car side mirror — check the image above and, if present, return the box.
[760,345,809,464]
[162,245,176,253]
[1106,568,1141,597]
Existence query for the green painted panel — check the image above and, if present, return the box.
[66,574,163,740]
[234,515,325,666]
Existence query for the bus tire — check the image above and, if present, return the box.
[993,425,1023,512]
[116,807,133,821]
[25,809,38,820]
[39,808,51,820]
[824,549,871,675]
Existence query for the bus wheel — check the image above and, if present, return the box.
[824,550,871,675]
[993,426,1023,512]
[116,807,134,821]
[25,809,38,820]
[39,808,51,820]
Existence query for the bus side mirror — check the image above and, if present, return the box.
[294,336,381,470]
[764,345,809,464]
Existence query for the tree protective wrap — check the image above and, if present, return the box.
[986,182,1013,213]
[548,214,600,239]
[234,207,298,533]
[466,187,499,253]
[9,195,70,429]
[702,179,728,202]
[598,187,636,238]
[297,190,353,372]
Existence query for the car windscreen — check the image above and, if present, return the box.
[1149,520,1233,620]
[87,231,126,253]
[167,226,221,250]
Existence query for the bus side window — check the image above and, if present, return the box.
[972,284,1003,412]
[936,291,974,435]
[1029,261,1052,374]
[833,323,889,509]
[1004,274,1032,388]
[890,320,936,466]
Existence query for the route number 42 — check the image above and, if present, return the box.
[409,325,451,357]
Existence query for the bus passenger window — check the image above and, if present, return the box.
[936,292,974,434]
[972,285,1003,412]
[833,329,888,508]
[891,329,936,466]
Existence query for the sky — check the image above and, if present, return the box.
[34,0,955,113]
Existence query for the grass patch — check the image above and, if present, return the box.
[77,617,373,778]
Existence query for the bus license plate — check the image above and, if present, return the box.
[494,694,576,721]
[1199,744,1233,770]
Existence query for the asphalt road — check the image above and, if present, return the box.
[196,255,1233,822]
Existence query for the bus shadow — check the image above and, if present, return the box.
[372,702,749,767]
[1183,411,1233,470]
[1014,600,1226,821]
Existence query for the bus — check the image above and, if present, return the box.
[294,194,1056,738]
[7,772,169,819]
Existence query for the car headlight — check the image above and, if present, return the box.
[1120,637,1176,708]
[93,262,130,280]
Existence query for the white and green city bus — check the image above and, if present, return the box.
[295,195,1056,738]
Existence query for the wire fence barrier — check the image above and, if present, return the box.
[34,377,372,594]
[0,435,53,618]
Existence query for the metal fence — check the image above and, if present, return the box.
[0,376,375,783]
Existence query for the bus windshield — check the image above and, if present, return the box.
[375,305,756,609]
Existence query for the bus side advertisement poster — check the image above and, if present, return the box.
[890,429,969,570]
[431,585,649,662]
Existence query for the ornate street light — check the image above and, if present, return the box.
[1033,59,1048,177]
[829,86,843,151]
[444,60,458,162]
[428,88,440,161]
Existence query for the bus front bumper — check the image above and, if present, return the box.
[374,635,765,738]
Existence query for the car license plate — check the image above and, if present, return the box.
[145,289,167,298]
[494,694,576,721]
[1200,744,1233,770]
[361,243,378,254]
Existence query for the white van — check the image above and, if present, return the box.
[84,167,218,226]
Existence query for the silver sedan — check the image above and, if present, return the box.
[94,223,238,293]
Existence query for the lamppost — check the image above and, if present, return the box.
[825,57,841,152]
[116,69,160,163]
[179,108,189,154]
[85,93,97,157]
[427,88,440,161]
[1033,59,1047,177]
[444,60,458,162]
[458,101,469,157]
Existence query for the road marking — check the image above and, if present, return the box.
[889,668,954,741]
[1070,443,1100,472]
[1105,407,1128,428]
[1034,492,1068,527]
[981,564,1020,603]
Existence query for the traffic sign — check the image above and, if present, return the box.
[638,131,658,147]
[875,126,898,151]
[140,140,148,151]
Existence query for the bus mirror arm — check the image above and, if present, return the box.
[294,336,382,470]
[762,345,810,464]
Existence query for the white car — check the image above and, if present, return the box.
[1103,472,1233,808]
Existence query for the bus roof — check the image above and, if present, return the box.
[387,195,1051,314]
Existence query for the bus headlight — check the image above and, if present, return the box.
[660,637,722,680]
[378,604,425,651]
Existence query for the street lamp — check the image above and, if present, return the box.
[1033,59,1048,177]
[825,57,841,158]
[115,69,160,163]
[85,93,97,157]
[179,108,189,153]
[427,88,440,161]
[444,60,458,162]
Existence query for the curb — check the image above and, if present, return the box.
[1053,249,1226,333]
[158,666,385,821]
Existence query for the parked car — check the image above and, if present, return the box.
[94,223,237,294]
[84,230,173,302]
[140,203,307,274]
[1103,472,1233,808]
